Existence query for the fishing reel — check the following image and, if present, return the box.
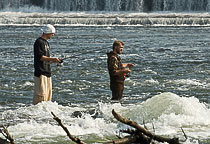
[126,73,130,78]
[56,58,64,67]
[59,59,64,63]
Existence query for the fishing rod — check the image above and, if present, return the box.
[54,45,109,71]
[58,54,80,64]
[57,46,134,77]
[58,46,110,64]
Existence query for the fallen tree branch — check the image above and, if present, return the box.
[0,126,15,144]
[51,112,86,144]
[106,131,155,144]
[112,109,180,144]
[0,138,11,144]
[106,135,138,144]
[51,110,181,144]
[181,127,187,140]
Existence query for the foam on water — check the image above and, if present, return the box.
[2,11,210,26]
[1,101,118,143]
[168,79,206,87]
[1,92,210,143]
[142,92,210,120]
[98,92,210,141]
[140,92,210,140]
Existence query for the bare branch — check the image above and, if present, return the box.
[106,135,138,144]
[143,117,148,130]
[0,126,15,144]
[0,138,11,144]
[51,112,86,144]
[181,127,187,140]
[112,109,180,144]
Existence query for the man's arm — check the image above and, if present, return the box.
[40,56,61,63]
[122,63,134,68]
[113,69,131,76]
[108,56,133,76]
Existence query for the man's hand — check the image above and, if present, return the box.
[40,56,62,63]
[127,63,134,68]
[51,57,61,63]
[124,69,131,74]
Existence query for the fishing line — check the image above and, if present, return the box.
[54,44,134,77]
[58,45,111,65]
[52,45,111,75]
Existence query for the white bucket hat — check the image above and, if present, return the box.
[41,24,56,34]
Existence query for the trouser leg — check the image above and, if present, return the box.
[33,75,52,105]
[110,82,124,100]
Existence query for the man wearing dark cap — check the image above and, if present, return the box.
[33,24,61,105]
[107,40,134,100]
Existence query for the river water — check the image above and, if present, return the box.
[0,12,210,144]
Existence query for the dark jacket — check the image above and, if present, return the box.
[107,51,125,83]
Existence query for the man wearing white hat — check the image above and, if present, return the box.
[33,24,61,105]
